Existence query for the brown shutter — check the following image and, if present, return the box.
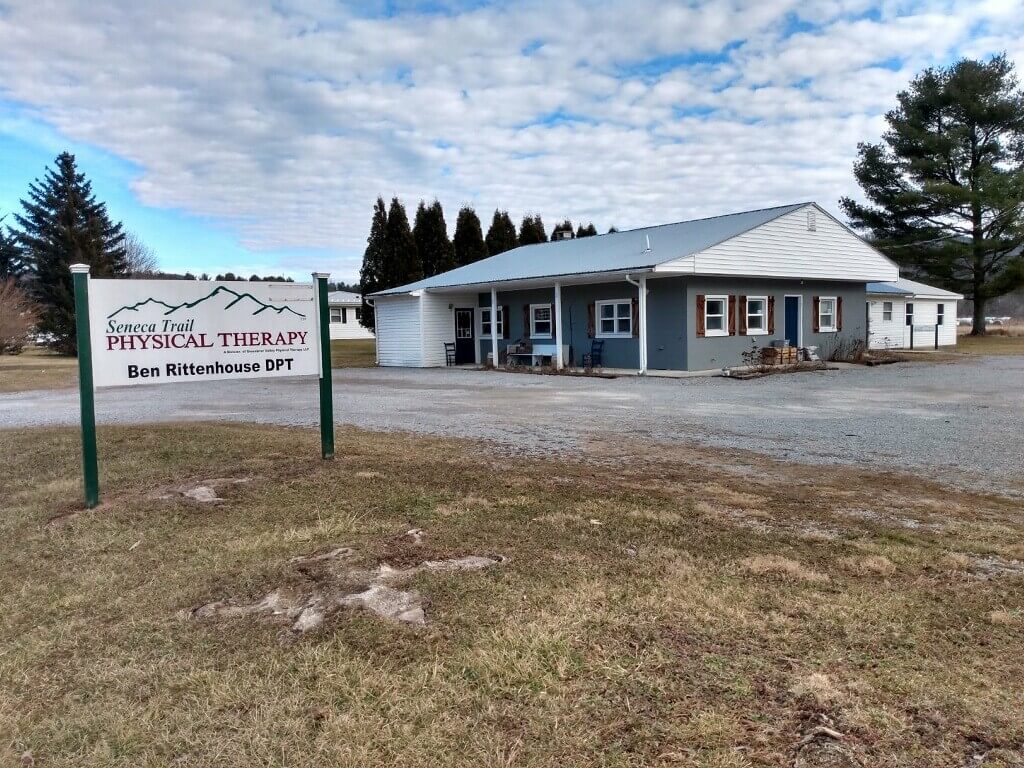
[738,295,747,335]
[632,298,639,338]
[587,302,595,338]
[812,297,820,333]
[767,296,775,335]
[550,303,556,337]
[523,305,530,338]
[728,295,737,336]
[696,294,706,337]
[502,305,510,339]
[836,296,843,331]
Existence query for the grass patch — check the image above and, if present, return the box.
[0,347,78,392]
[1,424,1023,766]
[330,338,376,368]
[956,329,1024,356]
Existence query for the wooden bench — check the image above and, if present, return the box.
[506,343,569,367]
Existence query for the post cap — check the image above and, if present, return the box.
[311,272,331,279]
[70,263,91,274]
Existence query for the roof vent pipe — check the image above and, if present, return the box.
[643,234,651,253]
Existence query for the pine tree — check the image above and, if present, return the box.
[413,199,455,277]
[383,197,422,289]
[15,152,126,354]
[576,222,598,238]
[518,214,548,246]
[485,209,518,256]
[0,214,25,280]
[551,219,574,240]
[453,206,488,266]
[841,55,1024,334]
[358,197,389,330]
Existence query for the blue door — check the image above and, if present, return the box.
[784,296,800,347]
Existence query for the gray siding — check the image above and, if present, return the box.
[683,278,867,370]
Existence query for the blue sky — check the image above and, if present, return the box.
[0,0,1021,282]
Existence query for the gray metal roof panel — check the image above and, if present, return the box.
[372,202,809,296]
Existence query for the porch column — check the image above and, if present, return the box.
[638,276,648,375]
[554,282,564,369]
[490,288,499,367]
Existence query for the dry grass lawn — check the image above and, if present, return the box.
[330,338,376,368]
[1,425,1023,767]
[0,348,78,392]
[956,327,1024,356]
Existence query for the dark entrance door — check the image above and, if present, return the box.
[784,296,800,347]
[454,309,475,364]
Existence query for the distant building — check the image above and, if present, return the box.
[328,291,373,340]
[866,278,962,350]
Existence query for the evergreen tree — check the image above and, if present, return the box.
[0,214,25,280]
[453,205,488,266]
[15,152,126,354]
[607,226,619,234]
[413,199,455,277]
[841,55,1024,335]
[358,197,389,330]
[518,214,548,246]
[551,219,575,240]
[383,197,422,287]
[576,222,598,238]
[485,209,518,256]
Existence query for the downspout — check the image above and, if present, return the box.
[625,274,648,375]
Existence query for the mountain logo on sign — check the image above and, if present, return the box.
[107,286,307,319]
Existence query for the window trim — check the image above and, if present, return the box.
[882,301,893,322]
[818,296,837,333]
[530,303,553,339]
[595,299,633,338]
[745,295,768,336]
[329,306,342,324]
[480,306,504,337]
[704,294,729,337]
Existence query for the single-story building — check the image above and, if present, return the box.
[369,202,899,372]
[328,291,374,340]
[866,278,963,350]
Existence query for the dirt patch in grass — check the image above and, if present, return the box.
[2,423,1023,767]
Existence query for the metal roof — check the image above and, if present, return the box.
[867,278,963,299]
[328,290,362,303]
[372,202,809,296]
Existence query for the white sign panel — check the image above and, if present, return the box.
[87,279,320,388]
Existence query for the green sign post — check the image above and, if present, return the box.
[70,264,100,508]
[313,273,335,460]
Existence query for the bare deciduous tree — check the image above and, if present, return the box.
[123,231,158,276]
[0,278,39,354]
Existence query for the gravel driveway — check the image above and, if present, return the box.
[2,356,1022,494]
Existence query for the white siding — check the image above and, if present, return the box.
[868,297,959,349]
[375,295,423,366]
[328,304,374,340]
[421,292,475,366]
[867,298,905,349]
[659,205,899,282]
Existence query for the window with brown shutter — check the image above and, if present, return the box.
[767,296,775,334]
[728,295,737,336]
[695,294,706,337]
[836,296,843,331]
[631,298,639,338]
[738,295,747,335]
[812,296,820,333]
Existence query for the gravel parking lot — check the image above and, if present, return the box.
[2,356,1022,494]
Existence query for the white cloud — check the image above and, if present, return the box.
[0,0,1021,278]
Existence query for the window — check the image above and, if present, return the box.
[905,302,914,326]
[330,307,342,323]
[937,303,945,326]
[355,307,362,321]
[481,306,504,336]
[596,300,632,337]
[745,296,767,335]
[530,304,552,338]
[704,295,728,337]
[882,301,893,322]
[341,307,348,323]
[818,297,837,332]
